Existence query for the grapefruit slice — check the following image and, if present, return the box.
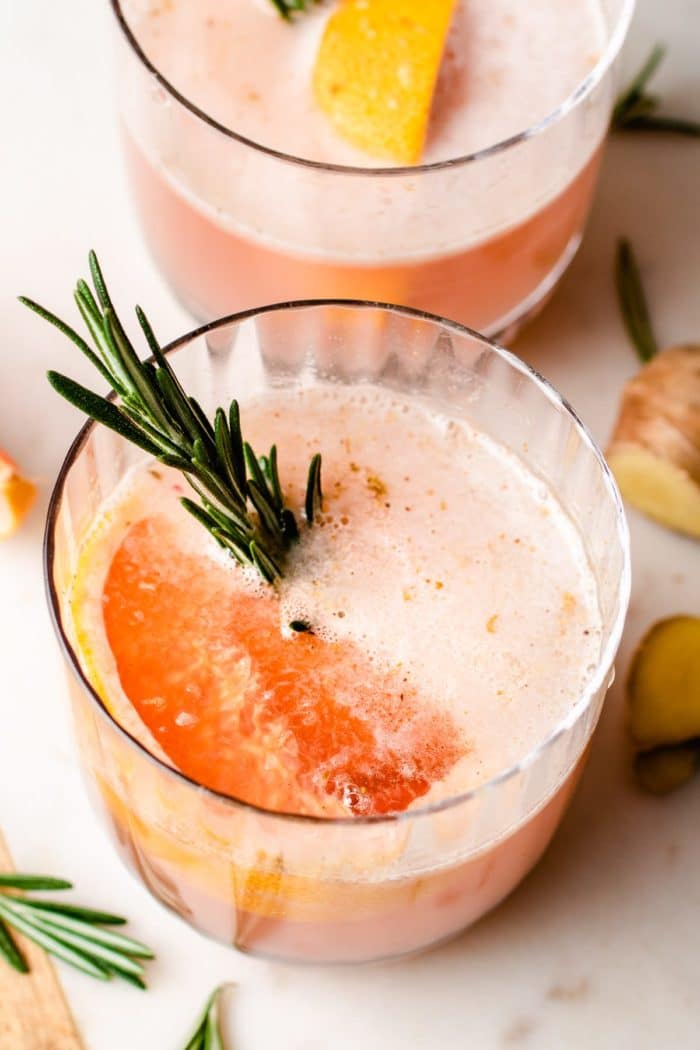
[0,450,35,539]
[313,0,458,164]
[80,515,461,818]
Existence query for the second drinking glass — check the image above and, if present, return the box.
[113,0,634,336]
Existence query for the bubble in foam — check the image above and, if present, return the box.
[175,711,198,727]
[341,783,371,814]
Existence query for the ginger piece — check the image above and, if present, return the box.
[634,744,700,795]
[608,240,700,538]
[628,616,700,749]
[0,449,36,539]
[607,344,700,538]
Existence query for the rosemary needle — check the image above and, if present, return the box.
[182,985,229,1050]
[615,239,659,364]
[0,919,28,974]
[0,874,153,985]
[613,45,700,138]
[268,0,321,20]
[21,252,322,583]
[0,874,72,891]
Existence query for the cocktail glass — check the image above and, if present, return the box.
[112,0,634,338]
[45,302,630,964]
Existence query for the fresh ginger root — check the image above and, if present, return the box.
[607,344,700,538]
[0,449,36,539]
[608,241,700,538]
[628,616,700,794]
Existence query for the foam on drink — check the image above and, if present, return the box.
[122,0,605,166]
[70,383,602,817]
[117,0,611,314]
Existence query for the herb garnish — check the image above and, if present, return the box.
[0,872,153,986]
[615,239,659,363]
[269,0,321,20]
[613,45,700,138]
[20,253,323,583]
[182,985,229,1050]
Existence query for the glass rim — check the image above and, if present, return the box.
[44,299,631,827]
[110,0,635,178]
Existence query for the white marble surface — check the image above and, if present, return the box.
[2,1,699,1047]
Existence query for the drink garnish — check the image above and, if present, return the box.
[98,515,463,815]
[613,45,700,138]
[20,253,323,583]
[269,0,321,19]
[0,872,153,986]
[313,0,458,163]
[0,450,36,539]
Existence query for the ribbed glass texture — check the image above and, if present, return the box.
[45,303,630,963]
[112,0,635,337]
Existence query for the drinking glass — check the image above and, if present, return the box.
[45,302,630,963]
[112,0,635,337]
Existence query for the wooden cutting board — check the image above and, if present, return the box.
[0,831,85,1050]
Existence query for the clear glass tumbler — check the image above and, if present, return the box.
[112,0,635,338]
[45,302,630,964]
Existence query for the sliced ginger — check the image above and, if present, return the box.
[629,616,700,748]
[607,345,700,538]
[628,616,700,794]
[313,0,458,164]
[0,449,36,539]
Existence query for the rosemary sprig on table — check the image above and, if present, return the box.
[615,239,659,364]
[613,45,700,138]
[20,252,322,583]
[0,873,153,986]
[182,985,229,1050]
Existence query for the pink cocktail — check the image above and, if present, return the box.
[113,0,634,335]
[46,303,630,963]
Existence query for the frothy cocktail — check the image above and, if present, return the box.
[114,0,632,333]
[45,303,629,963]
[72,383,602,817]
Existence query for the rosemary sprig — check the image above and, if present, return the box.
[20,253,322,583]
[0,873,153,986]
[268,0,321,20]
[613,45,700,138]
[615,239,659,363]
[182,985,229,1050]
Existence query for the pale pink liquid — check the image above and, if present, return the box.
[83,755,582,963]
[124,132,602,331]
[66,384,603,962]
[118,0,611,332]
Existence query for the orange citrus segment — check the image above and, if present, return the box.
[99,516,462,817]
[0,450,36,539]
[313,0,458,164]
